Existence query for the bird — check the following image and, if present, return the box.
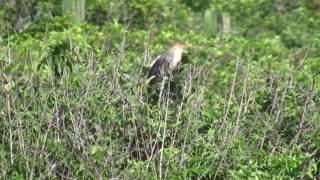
[147,43,185,85]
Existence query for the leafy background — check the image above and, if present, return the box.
[1,0,320,179]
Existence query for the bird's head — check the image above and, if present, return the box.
[168,43,186,56]
[170,43,186,51]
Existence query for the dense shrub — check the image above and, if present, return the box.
[1,0,320,179]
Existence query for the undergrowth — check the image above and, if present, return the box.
[1,0,320,179]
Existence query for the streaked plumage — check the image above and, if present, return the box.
[148,43,185,84]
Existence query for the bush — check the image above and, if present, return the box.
[1,0,320,179]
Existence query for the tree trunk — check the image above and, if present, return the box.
[204,9,218,35]
[63,0,86,23]
[0,0,16,6]
[222,12,231,34]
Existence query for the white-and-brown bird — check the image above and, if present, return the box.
[148,43,185,85]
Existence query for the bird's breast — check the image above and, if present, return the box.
[171,49,182,70]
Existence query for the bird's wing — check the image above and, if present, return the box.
[149,55,161,68]
[148,54,169,78]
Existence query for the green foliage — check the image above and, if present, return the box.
[1,0,320,179]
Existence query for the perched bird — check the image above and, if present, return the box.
[148,43,185,85]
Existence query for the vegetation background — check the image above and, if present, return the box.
[1,0,320,179]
